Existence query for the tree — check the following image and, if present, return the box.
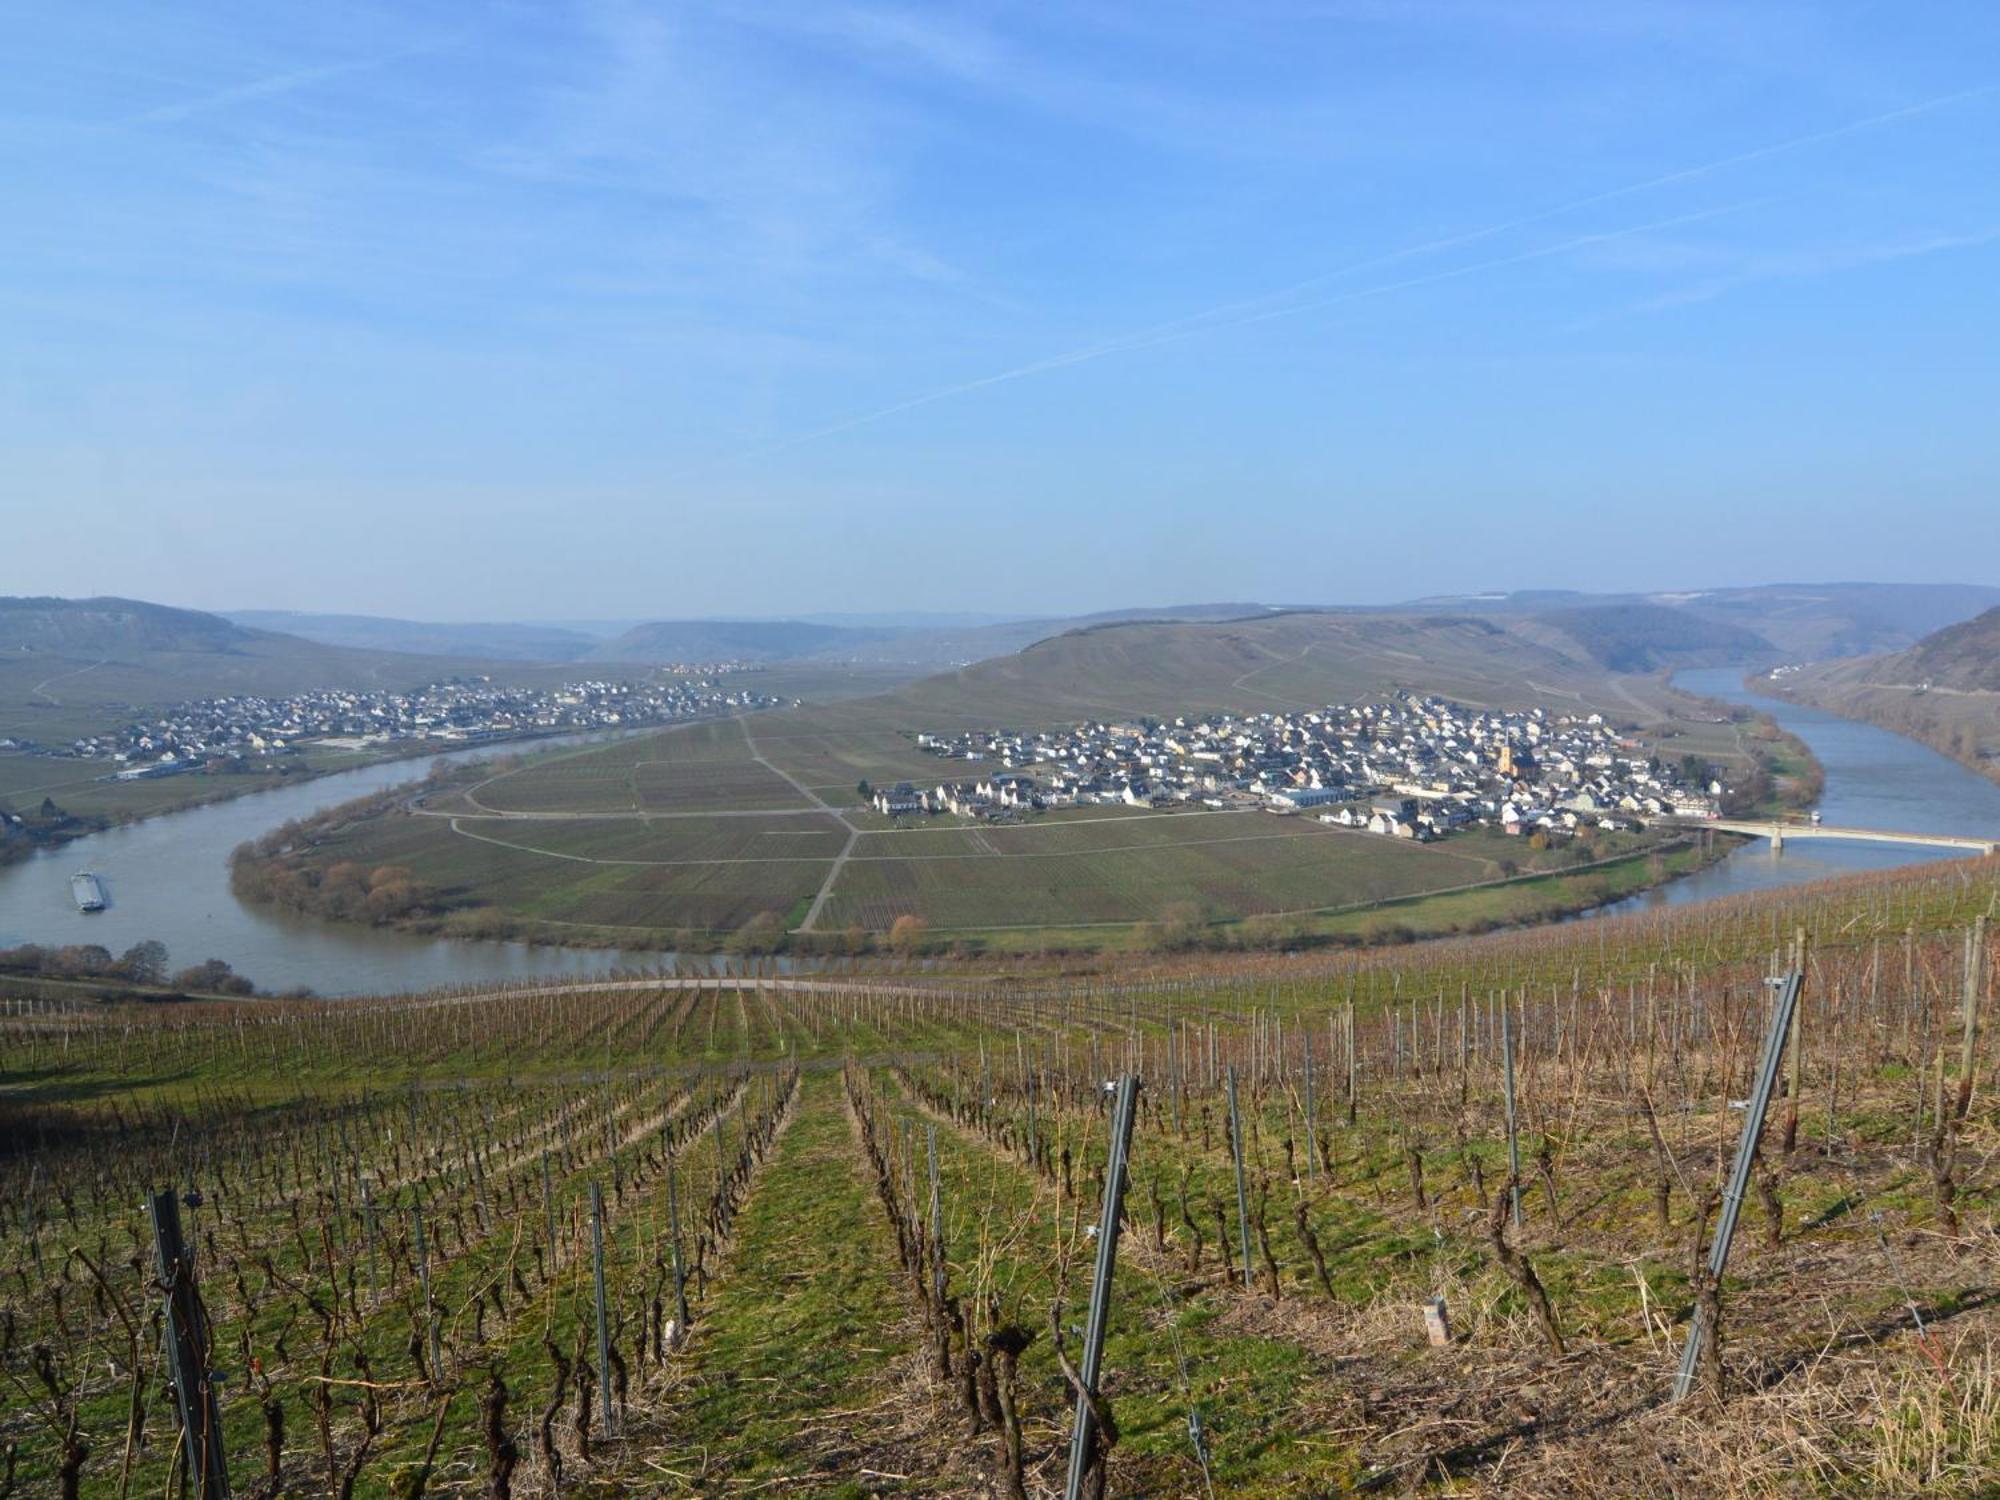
[118,940,170,984]
[856,780,873,801]
[729,912,789,955]
[1159,901,1205,950]
[51,945,113,976]
[887,915,929,955]
[1239,914,1301,950]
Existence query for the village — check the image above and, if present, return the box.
[875,694,1727,842]
[16,675,784,780]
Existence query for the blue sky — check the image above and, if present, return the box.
[5,1,1998,619]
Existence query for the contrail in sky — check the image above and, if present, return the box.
[776,201,1768,449]
[767,81,1994,453]
[120,34,460,127]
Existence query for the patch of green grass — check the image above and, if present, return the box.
[665,1077,931,1492]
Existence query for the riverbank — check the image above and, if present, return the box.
[1654,670,1826,816]
[1759,666,2000,789]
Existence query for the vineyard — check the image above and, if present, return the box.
[2,856,1998,1496]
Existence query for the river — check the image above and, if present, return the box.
[0,734,694,996]
[1588,666,2000,916]
[2,673,1997,993]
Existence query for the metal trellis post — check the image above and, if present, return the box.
[1225,1067,1254,1291]
[1502,1008,1522,1229]
[1672,969,1804,1401]
[591,1180,616,1434]
[666,1158,690,1335]
[413,1207,442,1383]
[150,1190,230,1500]
[1065,1076,1140,1500]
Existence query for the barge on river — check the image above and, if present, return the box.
[70,871,106,912]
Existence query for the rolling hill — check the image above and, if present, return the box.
[1766,605,2000,782]
[236,604,1280,670]
[1,596,254,656]
[1527,604,1774,672]
[850,610,1613,731]
[1892,606,2000,692]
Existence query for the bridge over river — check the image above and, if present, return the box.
[1657,817,1998,857]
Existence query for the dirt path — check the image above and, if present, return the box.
[1227,643,1316,704]
[28,656,107,704]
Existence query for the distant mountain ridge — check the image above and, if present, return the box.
[215,603,1272,667]
[10,583,1997,751]
[225,611,601,662]
[1408,582,2000,659]
[222,584,2000,670]
[2,596,260,656]
[590,619,872,663]
[584,603,1274,666]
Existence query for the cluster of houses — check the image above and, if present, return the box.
[32,676,784,781]
[872,694,1726,843]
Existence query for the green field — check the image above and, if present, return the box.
[239,709,1688,950]
[825,819,1496,931]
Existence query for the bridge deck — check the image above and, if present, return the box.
[1686,819,1997,855]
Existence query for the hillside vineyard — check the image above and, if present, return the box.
[2,854,1996,1493]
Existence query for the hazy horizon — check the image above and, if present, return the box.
[62,578,2000,630]
[7,3,1999,617]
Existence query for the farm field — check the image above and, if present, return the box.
[456,721,816,817]
[823,820,1498,931]
[3,855,1997,1495]
[237,695,1702,950]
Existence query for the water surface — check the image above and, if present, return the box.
[1589,666,2000,917]
[0,735,689,995]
